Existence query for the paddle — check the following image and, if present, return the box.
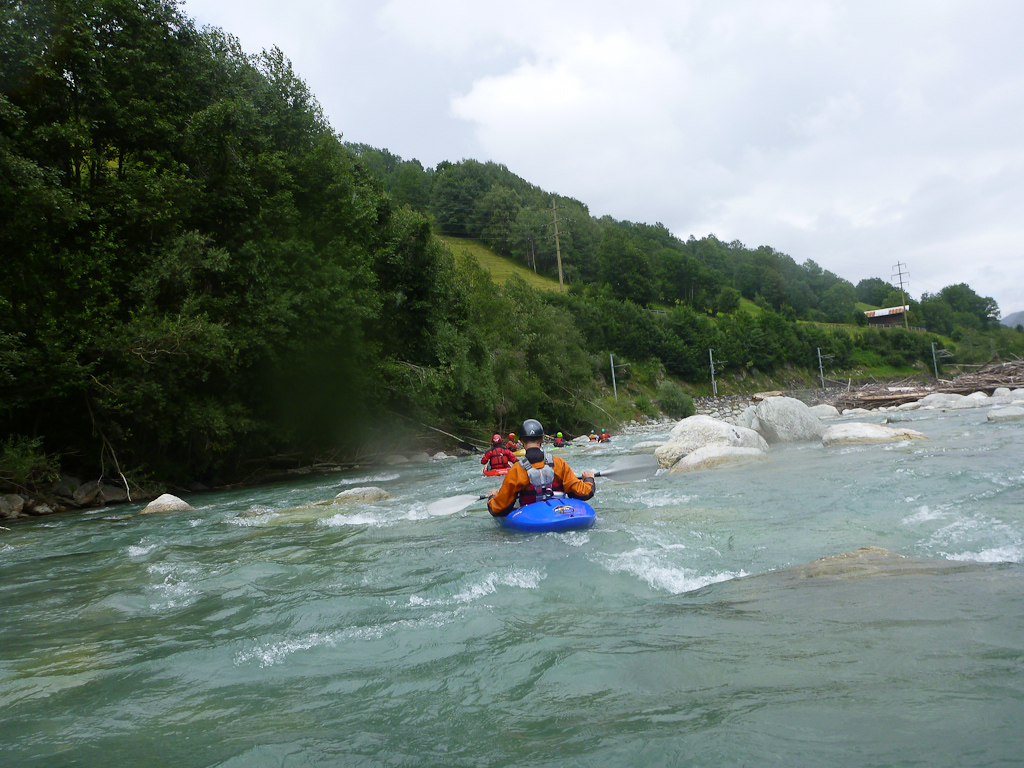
[426,453,660,516]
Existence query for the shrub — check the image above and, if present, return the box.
[0,436,60,492]
[657,381,695,419]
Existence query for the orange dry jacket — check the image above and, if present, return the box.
[487,454,594,516]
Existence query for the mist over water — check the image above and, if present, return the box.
[2,409,1023,767]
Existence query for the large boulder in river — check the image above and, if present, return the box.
[654,415,767,469]
[822,423,928,446]
[141,494,193,514]
[987,406,1024,422]
[754,396,825,443]
[668,445,768,473]
[332,487,391,504]
[808,404,841,420]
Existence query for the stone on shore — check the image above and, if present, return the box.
[808,404,841,420]
[141,493,193,514]
[754,396,825,443]
[654,415,767,469]
[987,406,1024,422]
[0,493,25,519]
[384,455,408,465]
[822,423,928,446]
[668,445,768,473]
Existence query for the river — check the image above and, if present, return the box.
[2,408,1023,767]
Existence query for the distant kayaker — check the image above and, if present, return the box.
[505,432,521,451]
[588,431,597,442]
[598,429,611,442]
[481,435,517,473]
[487,419,594,516]
[552,432,566,448]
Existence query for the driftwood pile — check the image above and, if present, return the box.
[833,360,1024,411]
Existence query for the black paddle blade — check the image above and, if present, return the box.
[594,454,659,482]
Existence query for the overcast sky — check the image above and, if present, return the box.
[183,0,1024,315]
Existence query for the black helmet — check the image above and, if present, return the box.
[520,419,544,440]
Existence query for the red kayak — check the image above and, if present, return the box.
[483,468,509,477]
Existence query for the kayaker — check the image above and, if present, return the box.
[588,431,597,442]
[487,419,594,516]
[598,428,611,442]
[552,432,566,448]
[480,435,517,473]
[505,432,521,451]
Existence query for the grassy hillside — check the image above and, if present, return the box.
[435,235,562,292]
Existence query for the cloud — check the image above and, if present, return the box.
[184,1,1024,312]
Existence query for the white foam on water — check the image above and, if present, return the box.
[234,607,471,668]
[227,513,278,527]
[144,561,200,610]
[902,505,944,525]
[941,545,1024,564]
[335,472,400,486]
[636,490,697,508]
[554,531,590,547]
[189,519,202,527]
[407,567,544,608]
[127,542,158,557]
[319,511,388,527]
[600,547,746,595]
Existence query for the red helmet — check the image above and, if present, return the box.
[508,433,516,439]
[491,434,501,444]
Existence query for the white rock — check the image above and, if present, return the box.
[993,387,1011,398]
[668,445,768,473]
[966,391,990,401]
[633,440,666,450]
[431,452,454,461]
[753,396,825,443]
[948,398,985,410]
[141,493,193,514]
[808,404,841,420]
[655,415,767,469]
[896,401,923,410]
[822,423,929,446]
[919,393,965,406]
[842,408,870,416]
[987,406,1024,422]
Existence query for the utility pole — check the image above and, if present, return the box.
[610,354,630,400]
[817,347,834,389]
[709,349,718,396]
[892,261,910,330]
[551,198,564,293]
[931,342,952,379]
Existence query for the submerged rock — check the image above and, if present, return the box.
[754,396,825,443]
[654,415,767,469]
[822,422,928,446]
[141,494,193,514]
[332,487,391,504]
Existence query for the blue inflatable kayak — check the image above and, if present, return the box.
[495,498,596,533]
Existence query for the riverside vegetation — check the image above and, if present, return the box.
[3,0,1024,503]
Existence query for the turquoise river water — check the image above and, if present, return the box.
[2,408,1023,767]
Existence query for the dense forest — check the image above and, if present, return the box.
[2,0,1022,492]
